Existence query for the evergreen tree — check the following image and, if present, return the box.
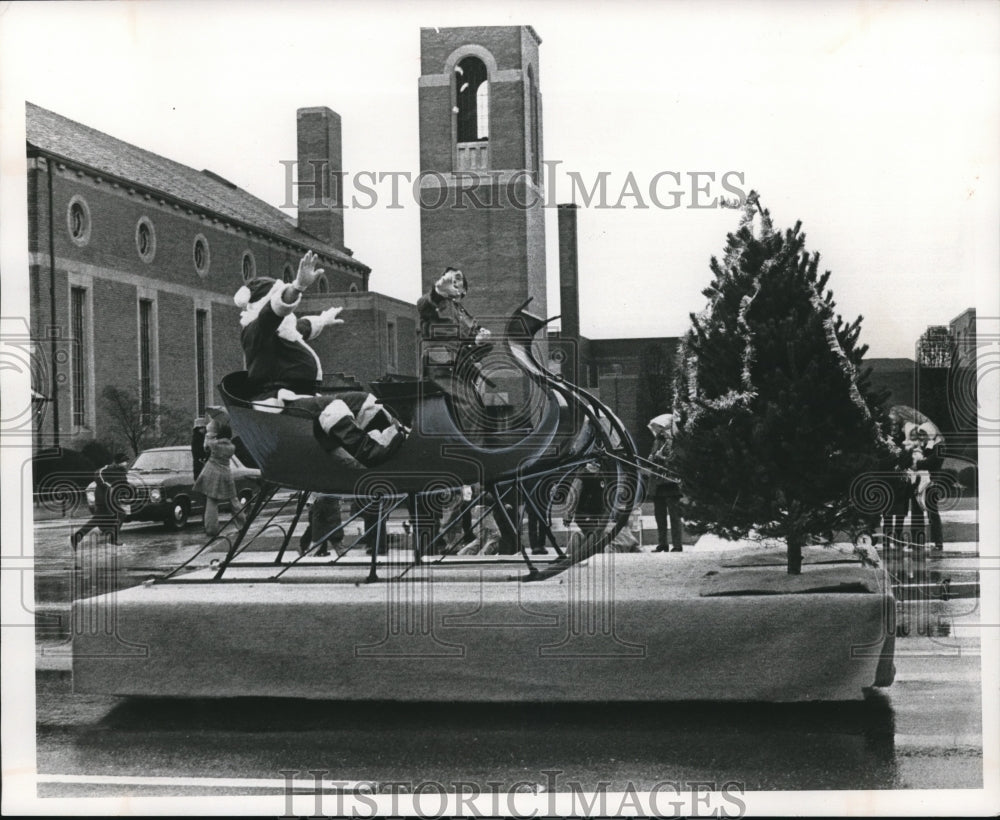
[671,192,890,574]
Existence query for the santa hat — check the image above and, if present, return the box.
[234,277,279,310]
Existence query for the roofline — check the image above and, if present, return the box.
[26,142,371,275]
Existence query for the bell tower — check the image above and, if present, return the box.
[418,26,547,328]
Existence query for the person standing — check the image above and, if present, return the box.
[882,419,913,550]
[191,416,208,481]
[563,461,609,543]
[910,427,946,552]
[649,415,684,552]
[193,410,246,537]
[299,494,345,557]
[71,452,131,549]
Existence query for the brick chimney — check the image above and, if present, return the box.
[296,106,344,249]
[557,203,580,338]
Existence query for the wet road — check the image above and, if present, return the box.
[26,499,988,798]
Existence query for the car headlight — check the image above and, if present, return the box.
[150,488,162,503]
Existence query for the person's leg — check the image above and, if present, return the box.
[298,521,313,555]
[461,506,475,543]
[71,516,99,548]
[229,496,246,530]
[365,507,389,555]
[667,498,684,551]
[926,487,944,550]
[204,498,220,537]
[652,490,668,551]
[908,494,926,551]
[528,508,547,554]
[291,396,404,467]
[311,495,343,556]
[107,512,124,545]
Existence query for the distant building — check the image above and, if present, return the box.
[26,102,416,452]
[867,307,979,462]
[949,308,976,357]
[916,325,953,367]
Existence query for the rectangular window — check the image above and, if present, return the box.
[70,286,87,427]
[387,319,398,372]
[195,309,208,414]
[139,298,153,423]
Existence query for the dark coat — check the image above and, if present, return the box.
[191,427,208,480]
[241,288,324,397]
[885,432,914,516]
[94,462,128,515]
[650,432,681,497]
[416,287,480,342]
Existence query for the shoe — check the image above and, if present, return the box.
[653,544,667,552]
[531,547,549,555]
[670,545,683,552]
[316,539,342,557]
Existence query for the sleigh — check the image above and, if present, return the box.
[164,299,664,582]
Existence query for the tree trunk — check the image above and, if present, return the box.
[786,535,803,575]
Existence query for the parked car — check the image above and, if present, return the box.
[86,446,261,530]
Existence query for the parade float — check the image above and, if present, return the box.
[72,293,896,702]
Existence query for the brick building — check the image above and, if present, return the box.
[26,102,417,453]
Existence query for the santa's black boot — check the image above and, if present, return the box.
[316,400,405,467]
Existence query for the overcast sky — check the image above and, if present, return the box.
[2,0,998,358]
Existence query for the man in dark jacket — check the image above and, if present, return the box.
[70,453,131,548]
[910,428,946,551]
[649,416,684,552]
[416,268,492,437]
[191,416,208,481]
[416,268,490,371]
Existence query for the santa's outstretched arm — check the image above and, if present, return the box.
[299,306,344,340]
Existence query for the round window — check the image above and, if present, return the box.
[193,235,210,277]
[66,196,91,246]
[241,251,256,283]
[135,217,156,263]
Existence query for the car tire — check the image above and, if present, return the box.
[238,487,256,507]
[164,498,190,530]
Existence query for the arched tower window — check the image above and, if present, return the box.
[456,56,488,143]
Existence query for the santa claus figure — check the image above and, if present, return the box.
[234,251,405,467]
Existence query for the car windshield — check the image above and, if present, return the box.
[130,450,191,473]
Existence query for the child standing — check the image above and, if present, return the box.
[193,409,246,537]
